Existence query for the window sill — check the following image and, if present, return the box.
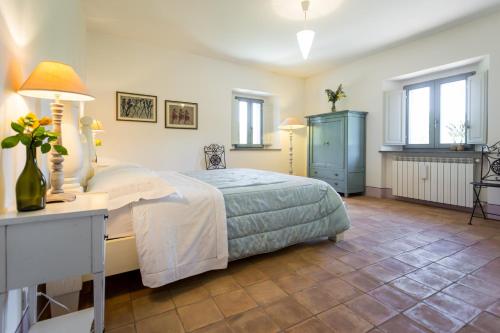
[230,148,282,151]
[379,149,480,157]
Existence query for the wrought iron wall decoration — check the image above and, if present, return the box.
[204,144,226,170]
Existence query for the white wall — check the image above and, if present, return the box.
[85,31,307,176]
[305,10,500,191]
[0,0,86,331]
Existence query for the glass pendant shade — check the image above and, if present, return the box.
[297,29,315,59]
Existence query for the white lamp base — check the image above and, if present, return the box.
[47,192,76,203]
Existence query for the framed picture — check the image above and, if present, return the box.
[165,100,198,129]
[116,91,157,123]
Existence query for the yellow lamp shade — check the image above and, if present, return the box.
[18,61,94,101]
[279,117,305,130]
[91,119,104,132]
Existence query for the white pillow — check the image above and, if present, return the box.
[87,164,177,210]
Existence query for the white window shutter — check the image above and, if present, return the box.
[466,71,488,144]
[383,90,406,145]
[231,98,240,145]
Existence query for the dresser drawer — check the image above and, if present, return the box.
[312,176,346,193]
[325,179,345,193]
[310,167,345,181]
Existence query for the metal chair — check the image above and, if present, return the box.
[204,144,226,170]
[469,140,500,224]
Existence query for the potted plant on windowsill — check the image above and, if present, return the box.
[447,122,466,151]
[1,113,68,212]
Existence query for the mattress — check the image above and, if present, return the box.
[184,168,350,260]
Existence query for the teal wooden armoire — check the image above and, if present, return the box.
[306,110,367,196]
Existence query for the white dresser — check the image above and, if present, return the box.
[0,193,108,333]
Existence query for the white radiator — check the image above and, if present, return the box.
[392,156,474,208]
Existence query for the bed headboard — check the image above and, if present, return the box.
[80,116,96,188]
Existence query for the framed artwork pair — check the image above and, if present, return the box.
[116,91,198,129]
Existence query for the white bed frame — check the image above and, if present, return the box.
[80,117,344,279]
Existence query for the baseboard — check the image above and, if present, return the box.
[364,186,393,199]
[363,186,491,214]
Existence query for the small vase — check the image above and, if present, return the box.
[331,104,336,112]
[16,146,47,212]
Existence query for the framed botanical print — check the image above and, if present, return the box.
[165,100,198,129]
[116,91,157,123]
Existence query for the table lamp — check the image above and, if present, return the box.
[279,117,305,175]
[18,61,94,202]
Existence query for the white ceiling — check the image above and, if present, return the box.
[84,0,500,78]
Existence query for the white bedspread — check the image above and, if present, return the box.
[131,171,228,288]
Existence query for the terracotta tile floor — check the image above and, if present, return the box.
[80,196,500,332]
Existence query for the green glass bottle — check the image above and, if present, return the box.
[16,145,47,212]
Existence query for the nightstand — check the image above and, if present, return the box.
[0,193,108,333]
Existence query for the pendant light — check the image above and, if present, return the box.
[296,0,315,59]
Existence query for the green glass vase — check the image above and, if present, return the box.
[16,146,47,212]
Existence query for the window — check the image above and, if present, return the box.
[405,72,473,148]
[234,96,263,148]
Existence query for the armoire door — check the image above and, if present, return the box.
[322,118,345,170]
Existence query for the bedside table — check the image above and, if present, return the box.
[0,193,108,333]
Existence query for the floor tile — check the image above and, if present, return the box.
[192,321,232,333]
[245,280,287,305]
[264,297,312,329]
[177,298,223,332]
[319,277,363,302]
[369,285,418,312]
[203,275,241,296]
[286,317,333,333]
[390,277,436,300]
[406,269,452,290]
[361,264,403,283]
[345,294,398,326]
[213,289,257,317]
[443,284,498,309]
[293,286,340,314]
[107,324,137,333]
[105,301,135,330]
[422,263,465,282]
[320,259,356,276]
[131,290,174,321]
[341,271,384,292]
[377,258,417,275]
[318,304,373,333]
[469,312,500,332]
[395,253,433,268]
[275,274,316,294]
[231,265,268,286]
[170,284,210,307]
[378,315,430,333]
[135,310,184,333]
[486,301,500,317]
[296,264,333,282]
[404,303,465,333]
[458,275,500,298]
[226,308,280,333]
[425,292,482,323]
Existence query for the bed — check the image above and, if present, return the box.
[79,122,350,287]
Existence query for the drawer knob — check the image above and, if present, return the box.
[334,182,338,185]
[314,171,318,174]
[335,173,338,176]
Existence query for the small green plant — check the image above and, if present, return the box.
[446,121,466,145]
[325,84,347,111]
[1,112,68,155]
